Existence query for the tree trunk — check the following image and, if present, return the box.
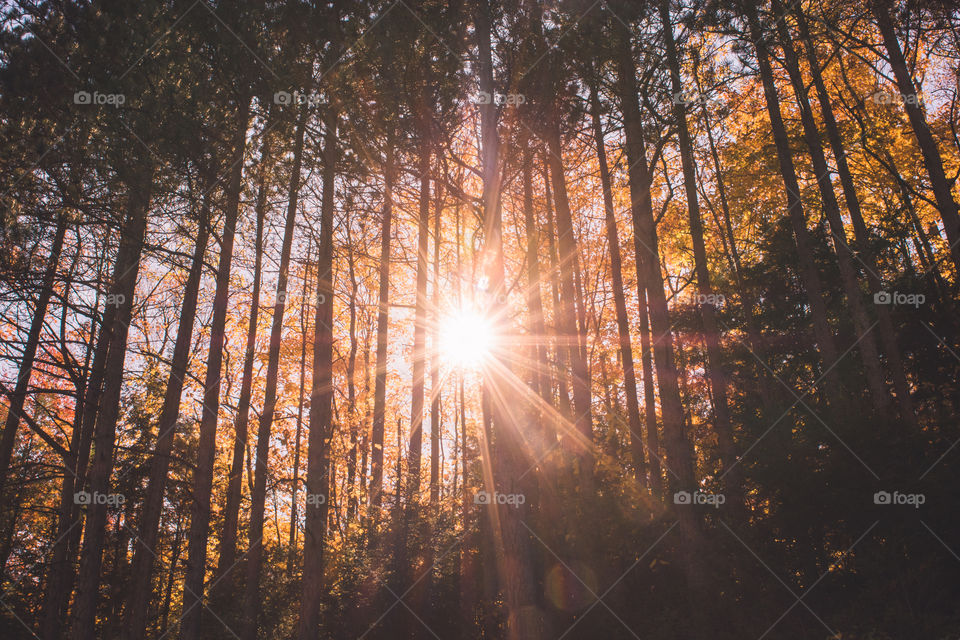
[873,1,960,277]
[476,2,544,637]
[589,80,646,484]
[41,244,110,640]
[771,0,891,417]
[659,0,741,505]
[241,106,308,640]
[121,196,211,640]
[289,239,314,573]
[179,96,250,640]
[218,130,274,581]
[346,225,360,520]
[407,143,431,502]
[544,121,593,455]
[794,5,918,428]
[369,144,395,516]
[744,3,846,412]
[70,169,154,640]
[295,107,338,640]
[430,176,443,507]
[615,27,705,626]
[0,214,67,502]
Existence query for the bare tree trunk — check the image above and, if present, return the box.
[179,96,250,640]
[873,1,960,277]
[70,169,154,640]
[659,0,741,505]
[771,0,891,416]
[122,196,211,640]
[794,5,918,428]
[0,214,67,503]
[615,28,705,626]
[521,146,551,407]
[542,161,572,420]
[407,144,431,503]
[41,242,110,640]
[369,144,395,516]
[744,4,846,412]
[158,516,183,638]
[289,239,314,573]
[544,121,593,455]
[219,131,274,580]
[476,2,544,637]
[295,106,338,640]
[430,177,443,507]
[347,224,360,520]
[589,80,646,484]
[242,106,308,640]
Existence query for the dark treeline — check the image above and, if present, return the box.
[1,0,959,638]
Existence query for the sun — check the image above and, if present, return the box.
[439,308,496,369]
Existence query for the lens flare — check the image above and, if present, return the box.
[439,309,495,369]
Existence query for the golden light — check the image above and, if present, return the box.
[439,308,496,369]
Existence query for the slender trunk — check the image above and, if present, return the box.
[179,96,250,640]
[771,0,890,416]
[477,2,544,637]
[795,6,918,428]
[158,517,183,637]
[241,106,308,640]
[521,146,551,407]
[369,145,395,515]
[407,144,431,502]
[589,80,646,484]
[744,4,846,411]
[873,2,960,277]
[659,0,741,504]
[295,107,338,640]
[542,161,571,419]
[544,121,593,454]
[121,197,211,640]
[41,245,109,640]
[430,178,442,507]
[615,28,705,625]
[347,228,360,520]
[70,169,153,640]
[0,214,67,501]
[289,239,314,573]
[219,131,274,580]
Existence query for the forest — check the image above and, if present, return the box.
[1,0,959,638]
